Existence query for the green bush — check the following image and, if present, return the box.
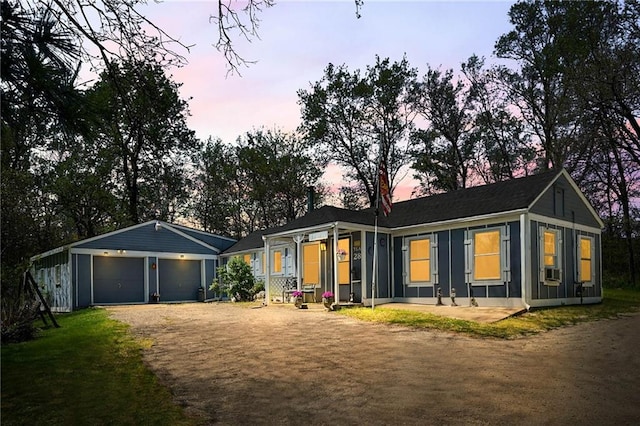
[211,257,255,301]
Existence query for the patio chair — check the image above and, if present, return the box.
[302,283,317,303]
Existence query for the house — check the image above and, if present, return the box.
[222,169,603,309]
[30,220,236,311]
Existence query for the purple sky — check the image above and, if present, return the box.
[141,0,516,201]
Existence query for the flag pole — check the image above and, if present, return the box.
[372,163,382,310]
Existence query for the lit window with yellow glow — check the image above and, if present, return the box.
[261,252,265,274]
[273,250,282,273]
[580,237,592,283]
[474,230,501,281]
[243,254,251,265]
[409,238,430,283]
[544,230,558,267]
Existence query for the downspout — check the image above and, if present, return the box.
[262,236,270,305]
[520,213,531,311]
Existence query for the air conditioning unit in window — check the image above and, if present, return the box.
[545,267,561,281]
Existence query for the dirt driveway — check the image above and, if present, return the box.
[107,303,640,425]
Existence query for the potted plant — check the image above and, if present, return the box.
[336,248,347,261]
[292,290,303,308]
[322,291,334,311]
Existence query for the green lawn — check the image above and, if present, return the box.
[1,308,197,426]
[338,288,640,339]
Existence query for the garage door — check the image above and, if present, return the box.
[93,256,145,304]
[158,259,201,301]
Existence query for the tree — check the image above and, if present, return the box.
[494,0,583,171]
[193,138,246,239]
[461,55,536,183]
[86,58,199,225]
[298,56,419,208]
[193,130,324,239]
[411,66,475,194]
[1,0,83,284]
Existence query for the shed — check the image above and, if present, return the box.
[30,220,236,311]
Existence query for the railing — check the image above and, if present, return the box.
[269,276,298,302]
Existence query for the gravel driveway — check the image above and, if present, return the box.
[107,303,640,425]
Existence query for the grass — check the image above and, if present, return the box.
[337,288,640,339]
[1,308,197,426]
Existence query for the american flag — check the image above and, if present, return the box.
[379,163,392,216]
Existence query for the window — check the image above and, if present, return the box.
[243,254,251,265]
[473,230,501,281]
[261,252,265,275]
[543,230,558,268]
[579,236,593,283]
[409,238,430,283]
[303,243,320,285]
[272,250,282,274]
[338,238,350,284]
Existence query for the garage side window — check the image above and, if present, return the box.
[473,229,501,281]
[243,254,251,265]
[579,236,594,285]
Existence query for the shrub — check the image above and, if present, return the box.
[211,256,255,301]
[1,282,40,344]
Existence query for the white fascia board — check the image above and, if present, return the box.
[30,245,71,261]
[528,169,604,229]
[528,213,602,234]
[390,210,527,236]
[70,247,217,260]
[265,221,391,240]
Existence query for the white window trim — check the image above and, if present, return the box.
[465,226,510,286]
[578,235,595,287]
[404,234,438,287]
[540,227,562,287]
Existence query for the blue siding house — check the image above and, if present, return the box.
[30,221,236,311]
[223,169,603,309]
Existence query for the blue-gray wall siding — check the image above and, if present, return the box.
[73,254,92,308]
[530,174,601,228]
[75,222,218,254]
[205,259,216,299]
[393,221,522,300]
[530,220,601,300]
[365,231,390,299]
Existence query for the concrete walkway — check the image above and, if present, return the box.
[379,302,526,323]
[274,300,525,323]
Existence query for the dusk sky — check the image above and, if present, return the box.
[140,0,517,201]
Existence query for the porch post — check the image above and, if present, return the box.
[333,223,339,303]
[263,236,270,305]
[293,234,304,291]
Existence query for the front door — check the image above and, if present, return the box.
[337,237,351,301]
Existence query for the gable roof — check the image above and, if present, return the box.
[385,169,561,228]
[32,220,236,260]
[222,169,602,255]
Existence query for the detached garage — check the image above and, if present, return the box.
[30,220,236,311]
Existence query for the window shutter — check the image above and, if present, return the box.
[502,226,510,283]
[286,252,293,276]
[431,234,439,285]
[464,231,472,283]
[539,230,545,283]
